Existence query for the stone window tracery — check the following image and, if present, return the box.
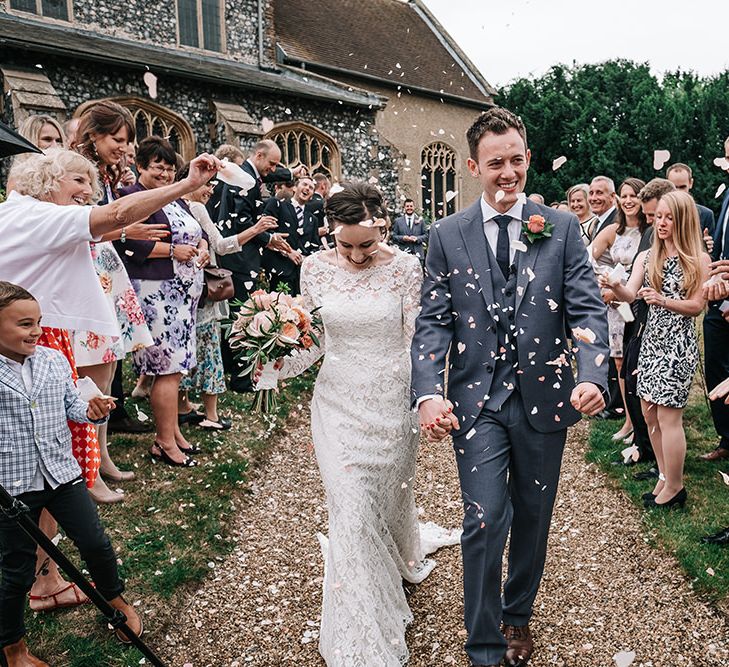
[421,142,458,220]
[265,122,340,179]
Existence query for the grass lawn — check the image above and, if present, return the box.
[22,366,315,667]
[587,390,729,612]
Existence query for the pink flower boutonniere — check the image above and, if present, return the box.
[522,214,554,243]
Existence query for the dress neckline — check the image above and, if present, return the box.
[312,249,401,276]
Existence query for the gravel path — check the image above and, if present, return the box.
[166,411,729,667]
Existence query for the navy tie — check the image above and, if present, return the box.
[493,215,512,279]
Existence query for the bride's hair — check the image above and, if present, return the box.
[325,182,388,226]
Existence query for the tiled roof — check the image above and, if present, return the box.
[273,0,495,106]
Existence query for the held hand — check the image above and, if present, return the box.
[637,287,665,306]
[173,244,198,263]
[709,377,729,404]
[87,397,115,421]
[569,382,604,416]
[704,228,715,254]
[124,222,169,241]
[253,216,279,234]
[185,153,222,190]
[418,397,460,442]
[253,359,283,383]
[601,288,616,304]
[268,233,293,254]
[288,250,304,266]
[120,168,136,187]
[597,274,615,290]
[196,248,211,268]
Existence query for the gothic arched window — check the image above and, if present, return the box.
[75,97,196,160]
[421,142,458,220]
[265,122,340,179]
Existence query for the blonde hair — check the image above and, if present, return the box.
[648,190,703,297]
[9,148,101,204]
[18,114,66,149]
[214,143,245,162]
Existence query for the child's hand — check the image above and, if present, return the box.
[87,397,115,421]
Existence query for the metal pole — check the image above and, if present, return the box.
[0,483,167,667]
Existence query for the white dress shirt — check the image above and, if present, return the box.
[596,205,616,227]
[480,196,524,265]
[0,352,60,492]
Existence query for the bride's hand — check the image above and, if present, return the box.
[418,397,459,442]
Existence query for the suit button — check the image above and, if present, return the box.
[505,290,513,297]
[486,365,493,374]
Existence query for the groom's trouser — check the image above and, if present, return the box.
[452,393,566,666]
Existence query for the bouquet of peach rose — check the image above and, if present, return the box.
[226,289,321,414]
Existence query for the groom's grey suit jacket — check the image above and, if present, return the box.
[411,198,609,434]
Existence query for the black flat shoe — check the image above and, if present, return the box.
[641,492,656,502]
[701,526,729,545]
[645,488,686,509]
[633,467,659,481]
[178,409,205,425]
[150,444,198,467]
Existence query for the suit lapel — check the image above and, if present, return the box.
[515,200,544,313]
[457,199,497,318]
[0,360,29,398]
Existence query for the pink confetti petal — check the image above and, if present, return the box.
[653,149,670,170]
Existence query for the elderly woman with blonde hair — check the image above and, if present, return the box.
[0,147,221,611]
[567,183,598,245]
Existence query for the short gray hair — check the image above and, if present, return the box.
[590,175,615,193]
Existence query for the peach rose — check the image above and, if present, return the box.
[292,306,311,331]
[247,311,274,337]
[278,321,301,345]
[300,334,314,349]
[251,290,275,310]
[527,215,546,234]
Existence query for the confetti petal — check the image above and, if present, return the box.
[613,650,636,667]
[719,471,729,486]
[552,155,567,170]
[716,183,727,199]
[653,149,671,170]
[143,71,158,99]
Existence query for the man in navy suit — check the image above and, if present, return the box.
[391,198,428,263]
[412,108,608,667]
[262,176,319,294]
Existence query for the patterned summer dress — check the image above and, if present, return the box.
[131,201,204,376]
[636,253,699,408]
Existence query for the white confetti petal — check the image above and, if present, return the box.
[143,71,157,98]
[653,149,671,170]
[716,183,727,199]
[495,190,505,203]
[511,239,528,253]
[719,471,729,486]
[551,155,567,170]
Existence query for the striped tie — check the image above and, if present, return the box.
[296,205,304,228]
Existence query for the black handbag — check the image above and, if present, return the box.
[200,266,234,304]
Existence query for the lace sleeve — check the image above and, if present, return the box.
[279,258,326,379]
[402,254,424,344]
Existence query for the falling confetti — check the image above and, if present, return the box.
[572,327,596,344]
[261,117,274,133]
[713,157,729,171]
[143,71,158,99]
[653,149,671,170]
[552,155,567,171]
[719,471,729,485]
[716,183,727,199]
[594,353,606,367]
[510,239,528,253]
[613,650,636,667]
[495,190,505,203]
[445,190,458,203]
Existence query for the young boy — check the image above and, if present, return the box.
[0,282,142,667]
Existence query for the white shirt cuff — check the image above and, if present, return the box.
[415,394,441,409]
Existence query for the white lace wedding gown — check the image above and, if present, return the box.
[279,249,460,666]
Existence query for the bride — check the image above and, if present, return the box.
[267,182,458,666]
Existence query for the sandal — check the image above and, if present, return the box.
[150,443,198,467]
[177,443,202,455]
[29,582,89,612]
[177,409,205,425]
[198,417,232,430]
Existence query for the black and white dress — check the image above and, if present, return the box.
[636,253,698,408]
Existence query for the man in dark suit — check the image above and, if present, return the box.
[262,176,319,295]
[391,198,428,264]
[206,139,302,391]
[666,162,716,244]
[700,136,729,466]
[307,173,332,248]
[588,176,617,238]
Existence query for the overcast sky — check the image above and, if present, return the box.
[424,0,729,89]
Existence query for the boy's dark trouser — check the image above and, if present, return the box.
[0,478,124,648]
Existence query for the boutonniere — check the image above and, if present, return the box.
[521,214,554,243]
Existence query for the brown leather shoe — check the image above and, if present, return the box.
[107,595,143,643]
[502,623,534,666]
[699,447,729,461]
[1,639,49,667]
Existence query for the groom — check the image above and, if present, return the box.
[411,108,609,667]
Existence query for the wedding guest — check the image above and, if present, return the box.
[591,178,647,443]
[18,114,66,150]
[700,135,729,463]
[0,282,142,667]
[627,178,676,475]
[666,162,716,238]
[391,198,428,265]
[119,136,211,467]
[308,172,332,243]
[63,117,81,148]
[76,100,155,438]
[262,176,319,294]
[527,193,544,205]
[589,175,617,236]
[603,191,709,509]
[567,183,598,245]
[2,147,218,616]
[177,163,277,429]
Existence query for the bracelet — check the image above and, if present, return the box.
[169,243,175,259]
[120,227,127,243]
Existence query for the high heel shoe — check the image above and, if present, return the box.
[100,468,136,482]
[177,443,202,455]
[612,428,633,442]
[645,488,687,509]
[150,443,198,468]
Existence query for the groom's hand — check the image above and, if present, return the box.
[418,397,460,442]
[570,382,605,416]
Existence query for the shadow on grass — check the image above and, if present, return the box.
[24,367,316,666]
[587,396,729,609]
